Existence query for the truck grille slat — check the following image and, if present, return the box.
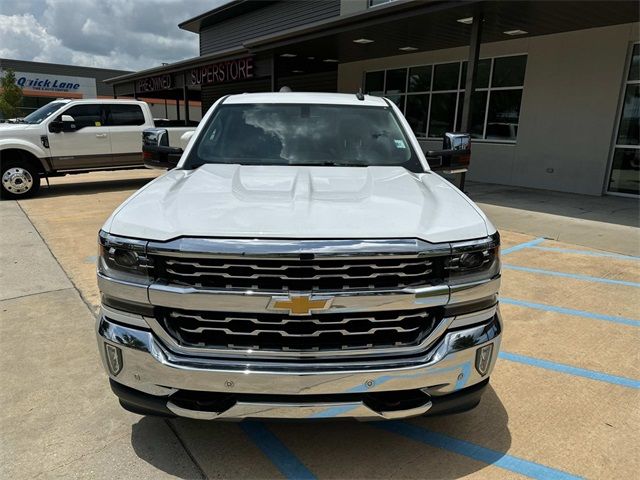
[154,255,441,292]
[160,308,438,353]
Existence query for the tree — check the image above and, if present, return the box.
[0,69,24,119]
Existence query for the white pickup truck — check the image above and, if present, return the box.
[0,99,194,199]
[97,92,501,421]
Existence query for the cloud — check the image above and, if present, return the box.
[0,0,222,71]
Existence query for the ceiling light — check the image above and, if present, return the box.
[307,56,315,60]
[353,38,374,44]
[457,17,473,24]
[399,46,418,51]
[292,70,304,73]
[280,53,297,57]
[503,29,528,35]
[323,59,338,63]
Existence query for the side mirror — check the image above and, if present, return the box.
[180,130,195,150]
[426,132,471,170]
[142,128,182,169]
[49,114,77,133]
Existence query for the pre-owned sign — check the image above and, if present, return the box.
[136,74,172,93]
[190,57,254,86]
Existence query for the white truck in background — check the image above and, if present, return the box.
[0,99,195,199]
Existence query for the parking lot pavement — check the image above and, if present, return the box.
[2,170,639,479]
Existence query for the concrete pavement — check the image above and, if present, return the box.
[0,201,203,479]
[1,170,638,479]
[466,181,640,256]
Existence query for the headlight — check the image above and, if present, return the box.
[98,231,150,282]
[446,232,500,285]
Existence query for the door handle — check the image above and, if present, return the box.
[96,133,108,138]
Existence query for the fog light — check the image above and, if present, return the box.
[105,343,123,376]
[475,344,493,376]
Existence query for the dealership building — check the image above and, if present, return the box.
[0,58,201,121]
[105,0,639,197]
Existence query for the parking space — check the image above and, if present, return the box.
[2,171,638,479]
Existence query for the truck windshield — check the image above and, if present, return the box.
[186,103,423,171]
[22,101,66,124]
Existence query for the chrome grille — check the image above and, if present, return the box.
[154,256,439,291]
[159,308,439,353]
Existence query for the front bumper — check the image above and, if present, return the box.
[97,309,501,421]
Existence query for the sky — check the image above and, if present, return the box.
[0,0,230,72]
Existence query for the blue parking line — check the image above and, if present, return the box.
[374,422,583,480]
[500,352,640,389]
[530,246,640,261]
[500,297,640,327]
[503,264,640,288]
[501,237,546,255]
[239,422,317,480]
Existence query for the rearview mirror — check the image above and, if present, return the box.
[426,132,471,170]
[142,128,182,169]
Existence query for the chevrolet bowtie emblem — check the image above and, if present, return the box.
[268,295,333,316]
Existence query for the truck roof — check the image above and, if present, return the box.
[47,99,146,105]
[222,92,389,107]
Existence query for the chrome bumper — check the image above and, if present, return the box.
[97,309,501,421]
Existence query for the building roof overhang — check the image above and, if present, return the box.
[107,0,639,86]
[246,0,639,63]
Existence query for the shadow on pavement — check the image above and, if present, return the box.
[36,175,156,198]
[130,416,205,479]
[465,181,639,228]
[129,385,510,479]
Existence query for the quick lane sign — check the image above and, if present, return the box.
[190,57,254,86]
[2,70,97,97]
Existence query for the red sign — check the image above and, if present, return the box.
[190,57,254,86]
[136,74,172,93]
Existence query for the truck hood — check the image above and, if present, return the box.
[106,165,490,243]
[0,123,41,134]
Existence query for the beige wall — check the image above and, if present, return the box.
[338,23,639,195]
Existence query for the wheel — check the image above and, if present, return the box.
[0,158,41,199]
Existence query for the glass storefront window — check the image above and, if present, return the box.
[461,59,491,89]
[428,92,457,138]
[363,54,527,142]
[608,149,640,195]
[405,95,429,137]
[385,68,407,94]
[486,90,522,140]
[456,91,487,138]
[492,55,527,87]
[433,62,460,91]
[386,94,405,112]
[408,65,431,92]
[364,71,384,95]
[608,43,640,196]
[628,43,639,81]
[616,84,639,146]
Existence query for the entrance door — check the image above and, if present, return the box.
[47,103,112,170]
[607,43,639,196]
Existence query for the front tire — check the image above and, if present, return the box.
[1,159,41,199]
